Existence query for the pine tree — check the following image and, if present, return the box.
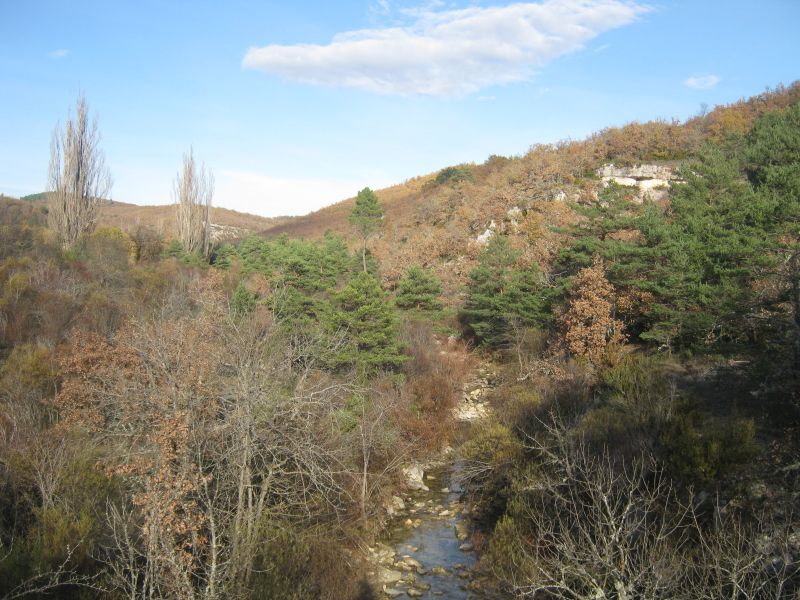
[396,265,443,311]
[461,235,548,349]
[326,271,406,376]
[636,147,773,348]
[349,188,383,272]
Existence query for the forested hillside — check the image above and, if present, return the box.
[1,83,799,598]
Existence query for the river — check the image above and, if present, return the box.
[368,460,501,599]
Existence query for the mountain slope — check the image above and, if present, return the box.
[260,83,800,293]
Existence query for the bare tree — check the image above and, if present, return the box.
[484,419,689,599]
[174,148,213,257]
[47,93,112,249]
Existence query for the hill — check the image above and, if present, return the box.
[5,195,286,241]
[261,82,800,294]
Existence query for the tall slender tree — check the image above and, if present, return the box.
[47,93,112,249]
[349,187,383,272]
[174,148,213,257]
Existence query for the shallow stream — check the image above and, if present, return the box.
[369,461,500,599]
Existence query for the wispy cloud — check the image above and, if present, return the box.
[48,48,70,59]
[243,0,649,97]
[683,74,720,90]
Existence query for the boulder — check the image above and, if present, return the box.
[403,465,429,492]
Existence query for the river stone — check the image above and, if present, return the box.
[407,589,424,597]
[383,588,404,598]
[416,582,432,591]
[377,567,403,584]
[459,542,474,552]
[401,556,423,570]
[403,464,429,491]
[430,566,448,575]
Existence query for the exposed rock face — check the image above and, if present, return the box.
[209,222,251,242]
[597,163,681,203]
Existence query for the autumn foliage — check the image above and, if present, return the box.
[560,256,625,365]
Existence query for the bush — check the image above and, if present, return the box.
[462,423,523,522]
[251,524,365,600]
[660,410,757,483]
[130,225,164,261]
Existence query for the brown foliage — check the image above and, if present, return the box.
[395,320,473,449]
[560,256,625,365]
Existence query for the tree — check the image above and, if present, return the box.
[461,235,548,349]
[174,148,213,257]
[326,271,406,376]
[395,265,442,311]
[47,93,112,249]
[634,148,773,349]
[745,102,800,367]
[349,187,383,272]
[561,255,625,365]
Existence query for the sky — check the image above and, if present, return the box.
[1,0,798,218]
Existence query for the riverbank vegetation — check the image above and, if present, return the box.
[1,84,799,597]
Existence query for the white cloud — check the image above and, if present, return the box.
[48,49,70,59]
[215,170,388,217]
[243,0,649,96]
[683,74,721,90]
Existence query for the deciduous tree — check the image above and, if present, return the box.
[174,148,213,257]
[47,94,112,249]
[561,255,625,365]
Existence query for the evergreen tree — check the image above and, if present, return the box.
[745,102,800,364]
[230,282,256,319]
[349,187,383,272]
[326,271,406,376]
[635,147,774,348]
[461,235,548,349]
[396,265,443,311]
[213,243,237,269]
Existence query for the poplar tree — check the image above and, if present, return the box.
[47,94,112,249]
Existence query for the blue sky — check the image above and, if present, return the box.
[1,0,798,217]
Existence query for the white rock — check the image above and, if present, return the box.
[475,228,494,245]
[402,465,429,492]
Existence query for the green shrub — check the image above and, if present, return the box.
[660,411,757,483]
[230,282,257,319]
[462,423,523,522]
[484,515,530,586]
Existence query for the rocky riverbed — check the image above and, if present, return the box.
[366,463,499,599]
